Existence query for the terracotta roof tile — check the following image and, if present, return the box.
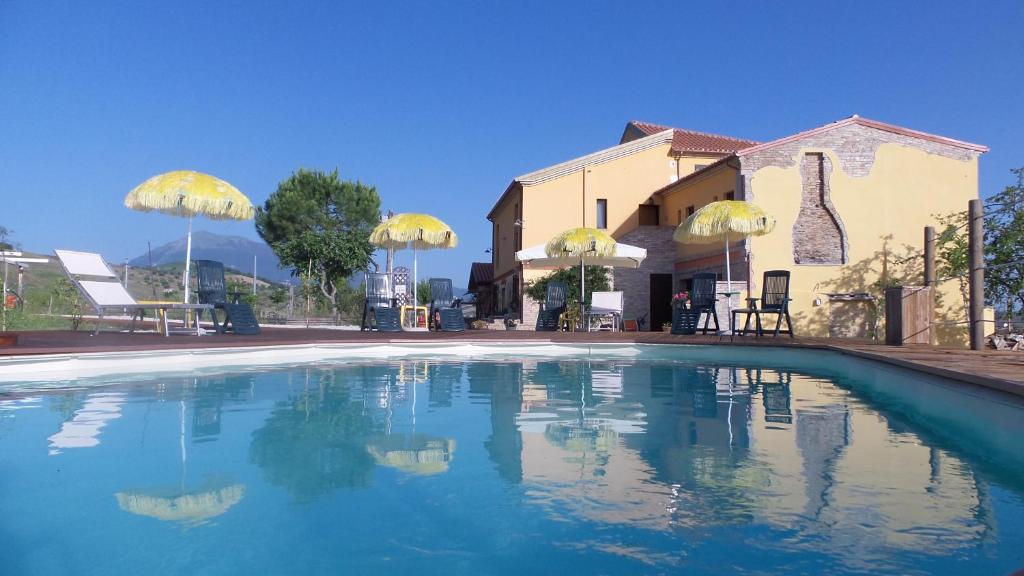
[627,120,759,154]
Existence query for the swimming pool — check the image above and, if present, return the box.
[1,345,1022,574]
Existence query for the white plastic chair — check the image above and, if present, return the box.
[55,250,212,336]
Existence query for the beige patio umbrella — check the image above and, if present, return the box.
[673,201,775,332]
[124,170,255,303]
[370,213,457,305]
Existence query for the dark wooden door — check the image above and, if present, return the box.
[649,274,673,332]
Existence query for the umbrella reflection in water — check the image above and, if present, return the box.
[116,393,245,526]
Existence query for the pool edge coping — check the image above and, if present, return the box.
[0,338,1021,398]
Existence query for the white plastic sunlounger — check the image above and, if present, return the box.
[586,291,624,332]
[55,249,212,336]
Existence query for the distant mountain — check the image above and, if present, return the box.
[129,231,292,283]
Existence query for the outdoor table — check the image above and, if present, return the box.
[718,291,741,335]
[400,305,428,331]
[137,301,209,336]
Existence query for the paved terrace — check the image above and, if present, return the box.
[2,328,1023,398]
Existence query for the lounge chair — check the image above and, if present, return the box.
[585,291,623,331]
[361,272,394,331]
[535,281,567,331]
[193,259,261,335]
[428,278,462,331]
[731,270,794,337]
[374,306,402,332]
[690,272,720,335]
[55,249,212,336]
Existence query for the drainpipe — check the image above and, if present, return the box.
[581,167,586,227]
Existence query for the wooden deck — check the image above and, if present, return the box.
[2,328,1023,397]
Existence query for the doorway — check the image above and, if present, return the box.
[649,274,673,332]
[639,204,660,226]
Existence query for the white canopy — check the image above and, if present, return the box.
[515,242,647,268]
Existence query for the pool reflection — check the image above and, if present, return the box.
[471,360,997,558]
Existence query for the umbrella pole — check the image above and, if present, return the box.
[413,245,418,307]
[183,216,193,304]
[580,255,586,330]
[724,234,732,334]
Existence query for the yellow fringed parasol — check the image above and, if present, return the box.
[124,170,254,304]
[115,400,245,526]
[370,213,457,305]
[544,227,616,258]
[673,201,776,332]
[539,227,631,316]
[115,484,246,526]
[365,434,456,476]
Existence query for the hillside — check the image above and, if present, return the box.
[129,231,291,283]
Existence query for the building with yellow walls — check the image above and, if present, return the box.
[486,122,756,329]
[483,116,987,345]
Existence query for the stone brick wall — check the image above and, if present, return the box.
[793,153,847,264]
[614,225,677,327]
[739,121,979,203]
[520,296,540,330]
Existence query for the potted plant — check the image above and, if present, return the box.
[671,291,700,335]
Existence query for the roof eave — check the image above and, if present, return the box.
[737,116,989,157]
[486,181,520,221]
[654,155,739,198]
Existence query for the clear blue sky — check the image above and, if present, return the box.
[2,1,1021,284]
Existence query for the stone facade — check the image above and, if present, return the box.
[520,294,539,330]
[793,152,847,264]
[614,225,677,328]
[739,121,979,203]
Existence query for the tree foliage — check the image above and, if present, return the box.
[935,167,1024,318]
[255,169,380,320]
[0,226,13,251]
[523,265,611,306]
[985,168,1024,316]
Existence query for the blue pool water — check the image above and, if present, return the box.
[1,347,1023,575]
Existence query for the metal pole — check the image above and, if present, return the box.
[2,259,7,331]
[968,199,985,350]
[183,216,193,304]
[724,235,733,334]
[923,226,936,287]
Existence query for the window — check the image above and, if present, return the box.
[596,199,608,229]
[686,205,695,216]
[694,164,707,173]
[725,191,735,201]
[676,209,682,224]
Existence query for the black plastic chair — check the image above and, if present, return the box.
[429,278,461,330]
[193,259,261,335]
[535,281,567,331]
[690,272,720,334]
[374,307,402,332]
[731,270,794,337]
[361,272,394,331]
